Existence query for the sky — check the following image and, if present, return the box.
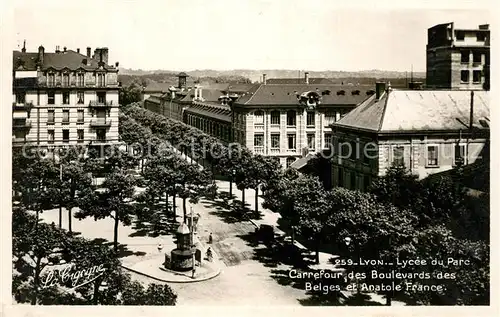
[6,0,493,72]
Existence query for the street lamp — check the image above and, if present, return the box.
[230,169,236,197]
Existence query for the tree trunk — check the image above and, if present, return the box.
[254,187,259,213]
[315,243,320,264]
[68,207,73,233]
[31,257,42,305]
[172,193,177,222]
[165,191,169,214]
[113,212,119,252]
[291,226,295,245]
[58,205,62,229]
[182,198,187,223]
[241,188,245,210]
[386,293,392,306]
[229,179,233,197]
[141,158,144,173]
[93,279,101,304]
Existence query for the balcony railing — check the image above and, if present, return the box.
[254,146,264,154]
[12,101,34,110]
[89,101,114,107]
[90,119,112,127]
[270,148,280,154]
[13,120,32,129]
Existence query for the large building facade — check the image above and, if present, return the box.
[12,44,120,149]
[330,84,490,191]
[144,73,375,167]
[426,22,490,90]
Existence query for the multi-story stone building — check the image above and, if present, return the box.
[145,73,375,167]
[12,44,120,150]
[426,22,490,90]
[330,83,490,191]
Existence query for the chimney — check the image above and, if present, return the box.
[55,46,60,53]
[115,62,119,67]
[100,48,109,65]
[21,40,26,53]
[305,72,309,84]
[479,24,489,30]
[77,48,80,53]
[63,46,67,52]
[38,45,44,65]
[194,87,199,100]
[86,47,91,57]
[199,87,203,100]
[263,74,267,85]
[375,82,386,100]
[470,90,474,131]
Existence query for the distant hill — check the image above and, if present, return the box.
[118,68,426,83]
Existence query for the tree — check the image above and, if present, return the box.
[12,148,59,223]
[76,169,137,252]
[119,83,142,106]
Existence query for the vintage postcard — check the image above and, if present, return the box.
[1,0,497,316]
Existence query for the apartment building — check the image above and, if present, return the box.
[330,83,490,191]
[426,22,490,90]
[12,44,120,150]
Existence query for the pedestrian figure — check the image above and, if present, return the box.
[208,233,213,244]
[206,247,213,262]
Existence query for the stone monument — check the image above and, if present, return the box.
[169,223,196,271]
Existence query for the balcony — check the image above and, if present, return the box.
[254,146,264,154]
[89,100,114,108]
[90,119,112,127]
[13,120,32,129]
[12,101,34,111]
[270,148,280,154]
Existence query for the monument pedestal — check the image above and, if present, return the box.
[170,247,196,271]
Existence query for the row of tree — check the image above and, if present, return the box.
[13,207,177,305]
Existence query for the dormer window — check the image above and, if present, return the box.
[322,90,331,96]
[351,90,360,95]
[367,90,375,96]
[337,90,345,96]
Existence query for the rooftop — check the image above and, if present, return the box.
[333,89,490,133]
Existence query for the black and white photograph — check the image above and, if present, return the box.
[2,0,497,315]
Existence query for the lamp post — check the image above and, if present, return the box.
[230,169,236,197]
[344,236,360,295]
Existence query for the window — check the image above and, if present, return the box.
[77,91,84,104]
[392,146,405,166]
[337,90,345,96]
[47,110,55,124]
[62,110,70,124]
[97,92,106,104]
[307,112,315,127]
[461,70,469,83]
[96,129,106,142]
[456,31,465,41]
[287,133,296,149]
[476,32,486,41]
[324,112,336,126]
[63,91,70,104]
[97,73,105,87]
[254,110,264,124]
[270,110,280,125]
[324,133,332,149]
[271,133,280,148]
[427,145,439,166]
[473,52,482,63]
[47,130,55,144]
[363,175,371,192]
[77,110,84,124]
[350,171,356,190]
[307,133,315,150]
[461,51,469,64]
[286,110,296,126]
[77,129,84,143]
[77,73,84,86]
[16,92,26,104]
[473,70,481,83]
[62,73,70,86]
[338,168,344,188]
[286,157,296,168]
[48,92,55,105]
[454,144,465,165]
[62,129,70,143]
[48,73,55,86]
[254,134,264,147]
